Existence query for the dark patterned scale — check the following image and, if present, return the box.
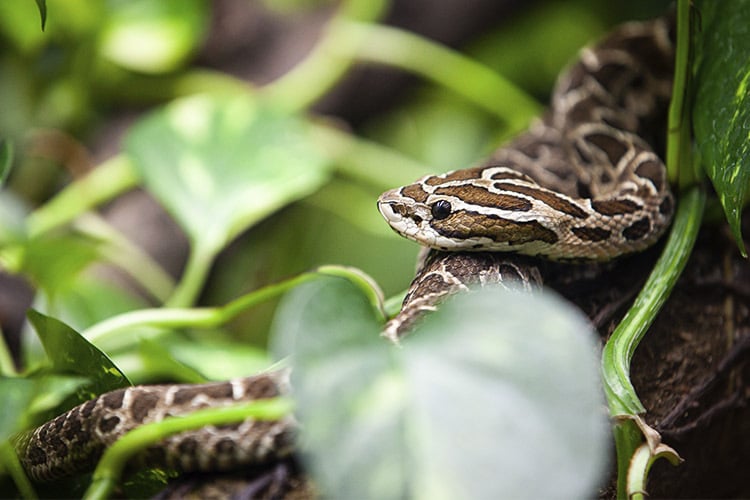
[16,372,295,482]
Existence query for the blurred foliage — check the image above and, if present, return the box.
[272,277,609,499]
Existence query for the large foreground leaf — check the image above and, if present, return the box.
[694,0,750,255]
[272,277,608,499]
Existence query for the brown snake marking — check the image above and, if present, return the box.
[16,372,295,482]
[17,15,675,485]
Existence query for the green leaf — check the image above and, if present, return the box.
[18,233,102,294]
[271,277,609,499]
[27,310,130,406]
[135,335,271,384]
[0,139,12,186]
[0,377,35,441]
[694,0,750,256]
[137,338,208,384]
[159,337,271,381]
[98,0,208,73]
[25,374,89,418]
[34,0,46,30]
[126,93,330,255]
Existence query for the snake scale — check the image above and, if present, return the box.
[16,14,675,490]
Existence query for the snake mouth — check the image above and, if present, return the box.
[378,200,411,233]
[377,193,427,242]
[377,190,408,224]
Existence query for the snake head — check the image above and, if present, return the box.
[377,180,448,248]
[377,167,568,254]
[376,170,527,251]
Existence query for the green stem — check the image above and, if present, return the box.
[83,397,293,500]
[343,21,542,129]
[0,441,37,500]
[604,186,704,498]
[1,139,13,186]
[25,155,139,239]
[603,3,699,497]
[612,419,642,499]
[84,266,385,345]
[0,328,17,376]
[74,214,175,303]
[262,0,389,112]
[602,189,705,416]
[165,243,215,307]
[309,122,430,189]
[666,0,695,187]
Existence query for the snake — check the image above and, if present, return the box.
[15,14,676,491]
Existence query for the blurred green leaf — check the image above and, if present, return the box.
[694,0,750,256]
[35,0,47,30]
[48,276,149,331]
[0,139,12,186]
[0,377,35,441]
[137,338,207,384]
[18,233,101,294]
[0,0,48,52]
[99,0,208,73]
[272,277,608,499]
[126,93,330,256]
[25,374,89,418]
[133,335,272,384]
[164,337,272,380]
[27,310,130,407]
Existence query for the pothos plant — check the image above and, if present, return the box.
[0,0,746,498]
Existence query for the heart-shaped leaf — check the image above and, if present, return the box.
[271,277,609,499]
[126,93,330,256]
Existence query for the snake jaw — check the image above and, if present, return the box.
[377,188,437,245]
[378,191,418,234]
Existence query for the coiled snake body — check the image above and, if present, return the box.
[17,16,675,487]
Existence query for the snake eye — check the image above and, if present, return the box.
[431,200,452,220]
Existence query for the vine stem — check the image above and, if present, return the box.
[25,155,138,238]
[262,0,389,112]
[164,243,214,308]
[0,441,37,500]
[83,397,294,500]
[341,21,542,129]
[84,266,386,346]
[600,1,703,498]
[604,186,704,499]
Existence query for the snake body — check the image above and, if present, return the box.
[17,372,295,482]
[17,15,675,487]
